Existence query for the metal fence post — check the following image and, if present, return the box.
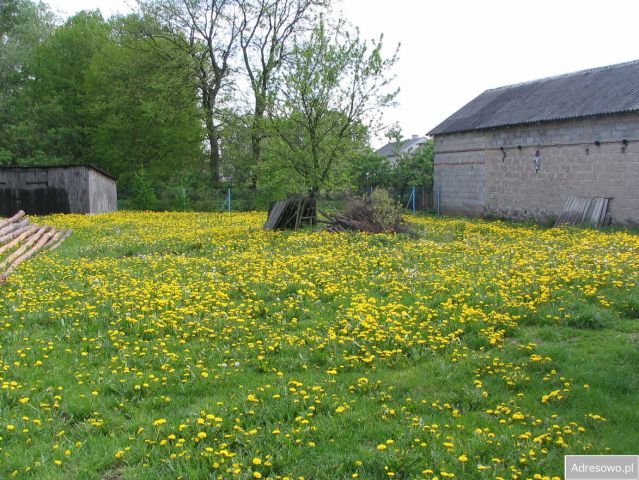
[412,186,416,213]
[405,186,417,214]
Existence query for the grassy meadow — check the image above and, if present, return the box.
[0,212,638,480]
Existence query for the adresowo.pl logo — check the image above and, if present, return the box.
[565,455,639,480]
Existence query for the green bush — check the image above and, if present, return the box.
[370,188,402,232]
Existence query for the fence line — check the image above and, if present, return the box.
[202,186,436,214]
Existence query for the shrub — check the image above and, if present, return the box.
[339,188,406,233]
[370,188,403,232]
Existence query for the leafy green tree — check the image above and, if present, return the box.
[0,0,55,165]
[85,14,204,183]
[218,112,254,186]
[237,0,322,186]
[350,149,392,194]
[29,10,109,163]
[268,19,399,196]
[391,139,434,203]
[129,164,158,209]
[137,0,242,186]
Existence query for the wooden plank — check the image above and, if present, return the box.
[294,199,303,229]
[584,197,603,228]
[598,198,610,228]
[555,196,614,229]
[264,201,287,230]
[277,199,297,229]
[586,198,598,227]
[555,196,572,226]
[566,196,579,225]
[559,196,578,226]
[577,197,589,225]
[264,196,316,230]
[578,197,588,224]
[590,198,604,227]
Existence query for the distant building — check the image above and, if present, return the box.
[429,60,639,225]
[0,164,117,216]
[376,135,427,166]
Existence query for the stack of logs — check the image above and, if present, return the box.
[0,210,72,284]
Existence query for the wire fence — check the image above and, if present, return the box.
[200,186,436,215]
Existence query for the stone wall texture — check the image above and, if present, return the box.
[433,112,639,226]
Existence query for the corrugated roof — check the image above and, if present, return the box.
[428,59,639,136]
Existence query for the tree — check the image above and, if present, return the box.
[350,149,392,194]
[0,0,55,165]
[137,0,243,185]
[129,164,158,209]
[237,0,321,186]
[268,19,398,196]
[85,14,203,184]
[391,139,434,203]
[29,10,109,163]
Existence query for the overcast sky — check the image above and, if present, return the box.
[46,0,639,146]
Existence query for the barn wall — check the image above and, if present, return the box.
[88,169,117,213]
[433,112,639,225]
[433,131,487,216]
[0,167,87,215]
[47,167,91,213]
[0,166,117,216]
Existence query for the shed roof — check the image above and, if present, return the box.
[0,164,117,181]
[428,59,639,136]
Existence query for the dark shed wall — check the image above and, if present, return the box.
[48,167,90,213]
[0,169,70,215]
[0,166,117,216]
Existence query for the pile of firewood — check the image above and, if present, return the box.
[0,210,72,284]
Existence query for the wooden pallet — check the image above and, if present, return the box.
[264,196,317,230]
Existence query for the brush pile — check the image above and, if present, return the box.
[0,210,72,284]
[319,189,409,234]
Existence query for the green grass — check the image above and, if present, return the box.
[0,211,637,479]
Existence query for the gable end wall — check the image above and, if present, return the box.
[433,132,487,216]
[88,169,118,214]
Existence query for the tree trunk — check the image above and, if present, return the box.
[308,186,319,224]
[201,85,220,186]
[206,124,221,185]
[249,100,266,189]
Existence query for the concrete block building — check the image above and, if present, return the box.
[0,164,117,216]
[429,60,639,226]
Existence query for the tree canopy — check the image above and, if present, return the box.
[0,0,435,210]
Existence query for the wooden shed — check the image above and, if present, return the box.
[0,164,117,216]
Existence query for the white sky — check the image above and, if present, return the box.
[46,0,639,147]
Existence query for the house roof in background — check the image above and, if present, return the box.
[428,59,639,136]
[376,136,427,157]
